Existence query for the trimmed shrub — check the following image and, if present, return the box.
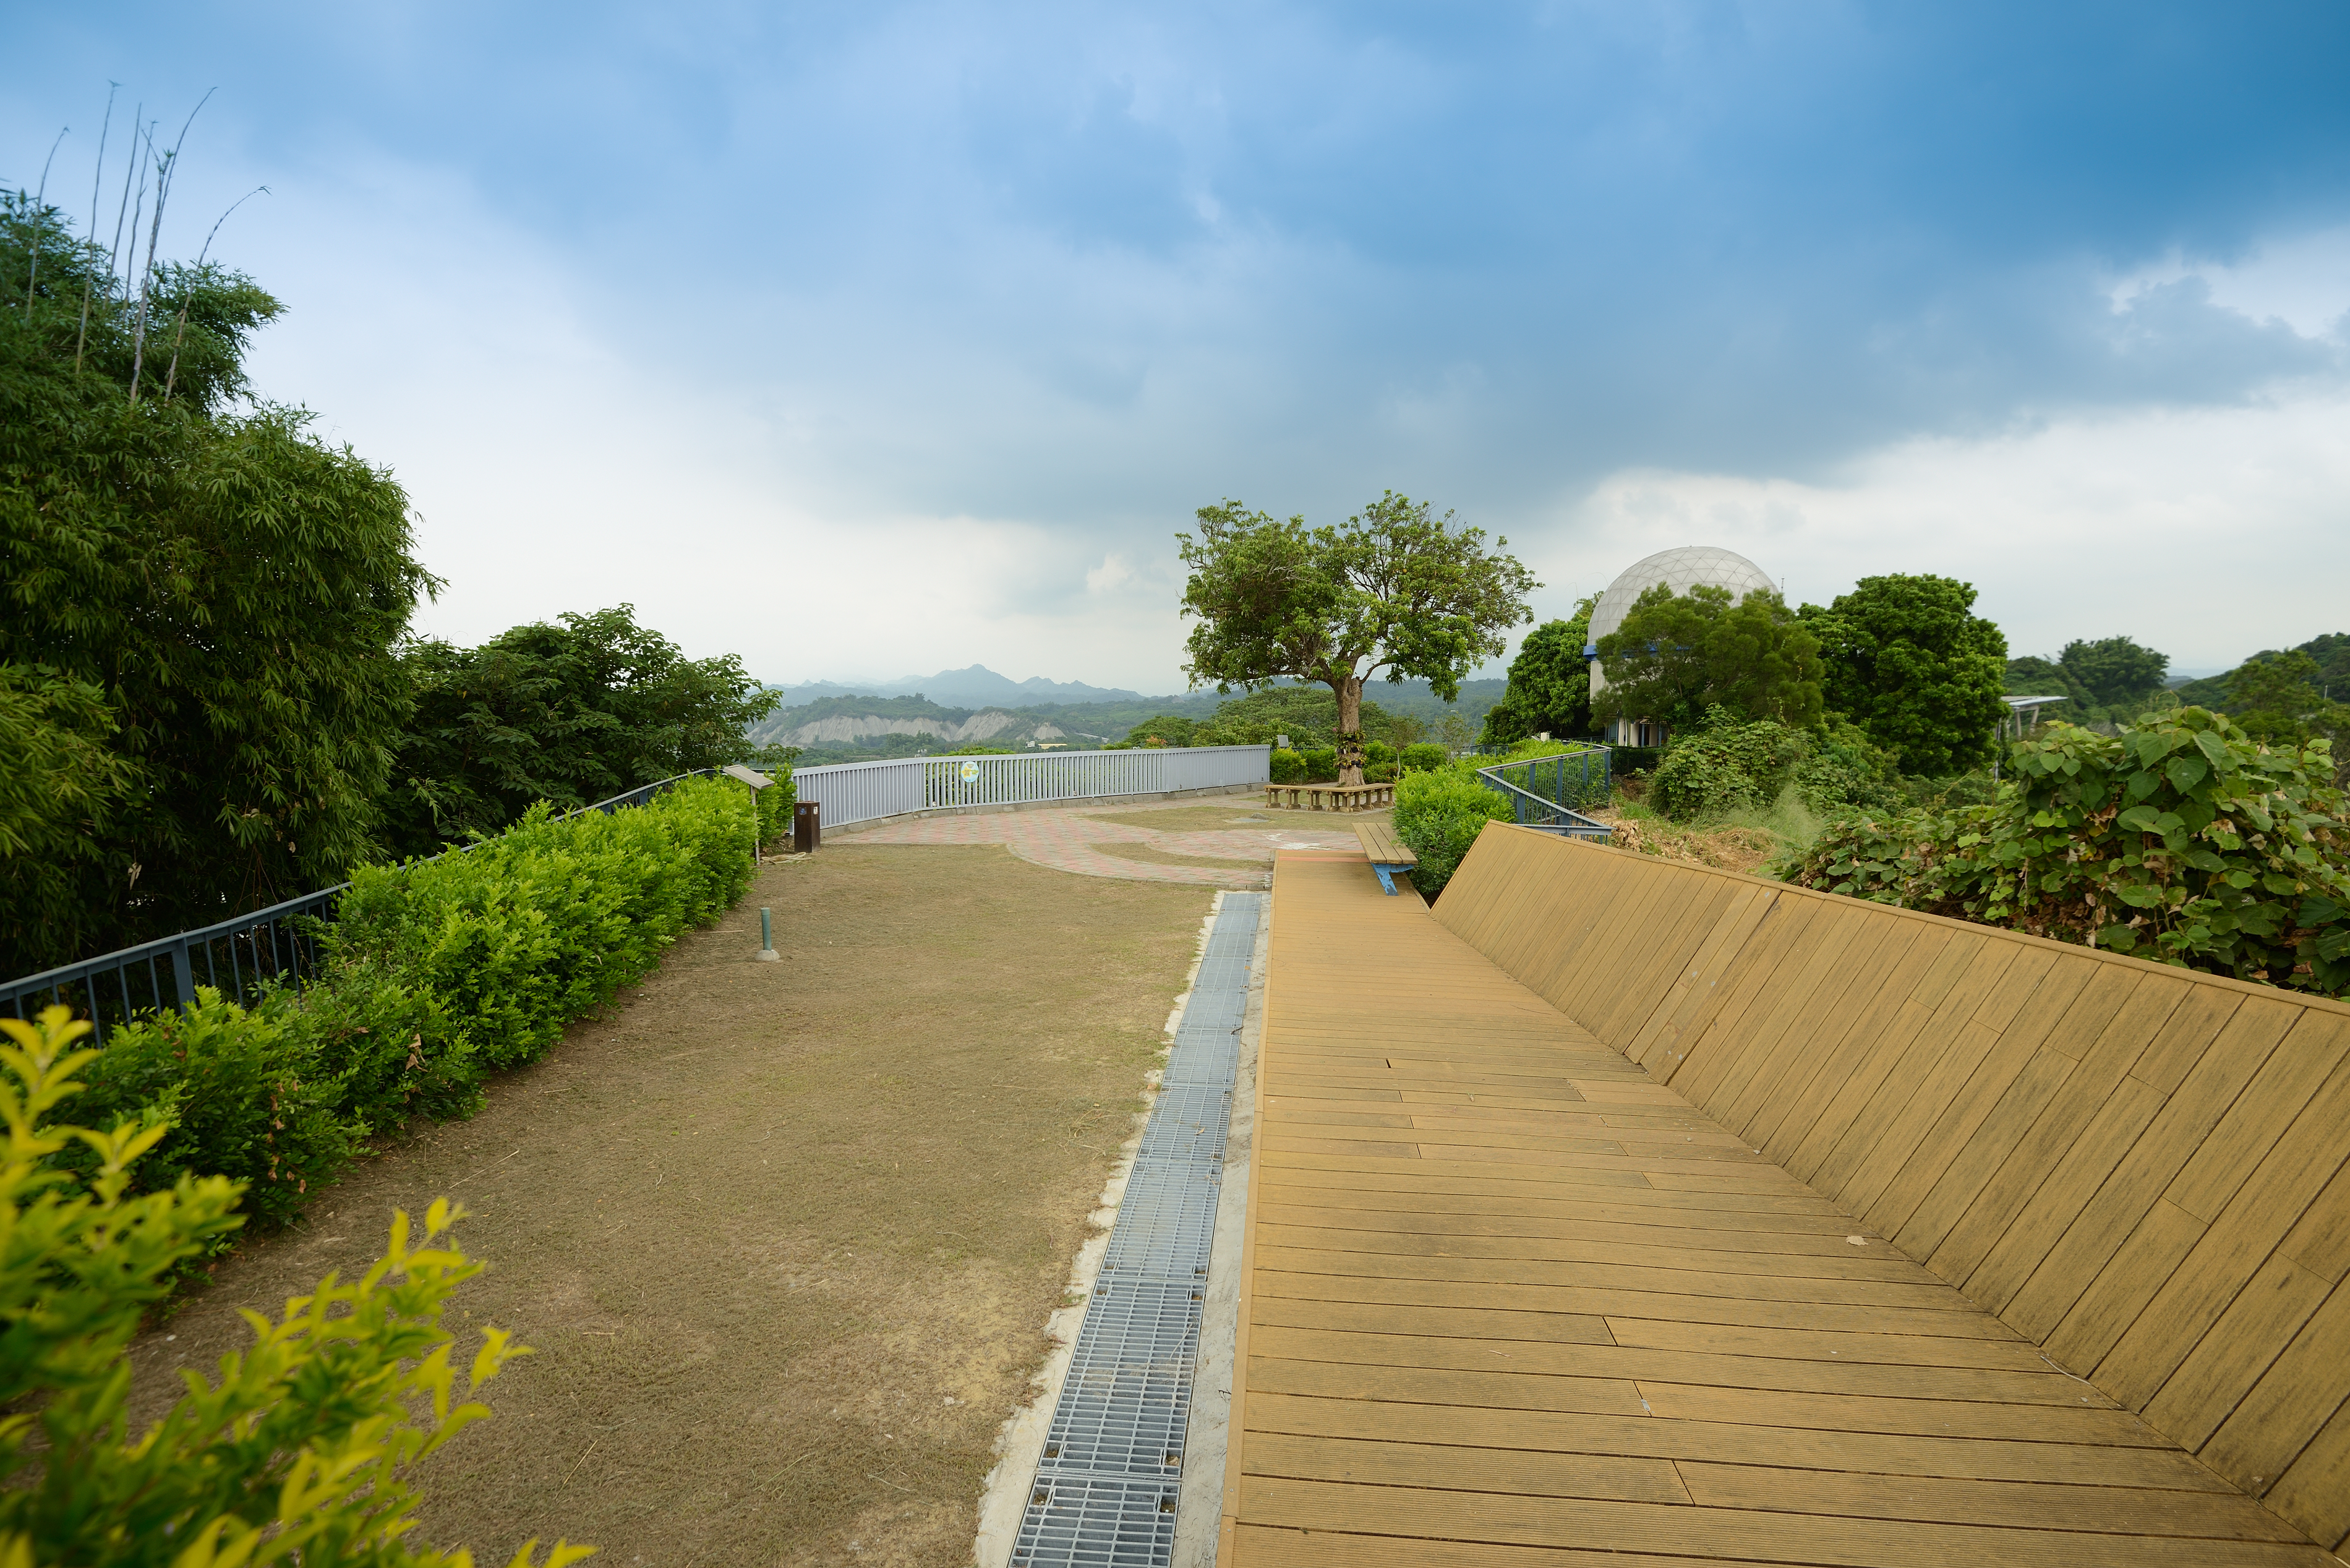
[1393,765,1513,897]
[61,775,756,1232]
[0,1007,586,1567]
[67,991,357,1229]
[1401,742,1446,773]
[1270,747,1307,785]
[333,776,753,1071]
[1301,746,1338,783]
[1784,709,2350,994]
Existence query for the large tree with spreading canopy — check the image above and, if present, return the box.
[1177,493,1536,785]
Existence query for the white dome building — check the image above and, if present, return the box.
[1584,545,1778,748]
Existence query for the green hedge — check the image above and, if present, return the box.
[1392,765,1514,898]
[62,775,763,1229]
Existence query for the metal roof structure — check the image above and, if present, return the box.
[1583,545,1778,656]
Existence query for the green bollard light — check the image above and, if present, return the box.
[756,906,779,963]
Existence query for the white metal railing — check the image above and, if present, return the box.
[791,744,1271,830]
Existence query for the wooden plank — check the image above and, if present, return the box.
[1729,912,1908,1147]
[1229,1523,1758,1568]
[1600,1316,2054,1371]
[2044,1198,2208,1373]
[2200,1279,2350,1501]
[1633,1380,2171,1446]
[2164,1006,2346,1223]
[1699,900,1881,1128]
[2268,1393,2350,1552]
[2281,1155,2350,1286]
[1920,967,2171,1289]
[2145,1254,2333,1451]
[1241,1391,2236,1489]
[1862,952,2099,1243]
[1250,1268,2020,1337]
[1239,1430,1691,1503]
[1235,1474,2330,1567]
[1623,881,1768,1072]
[1247,1323,2099,1405]
[1236,850,2343,1566]
[1675,1461,2304,1539]
[2001,994,2299,1340]
[1768,923,1954,1179]
[1963,1073,2168,1316]
[1242,1295,1617,1345]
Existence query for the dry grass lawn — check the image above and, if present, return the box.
[125,845,1216,1567]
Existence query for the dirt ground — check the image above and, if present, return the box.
[125,845,1216,1567]
[1080,806,1281,832]
[1090,842,1269,872]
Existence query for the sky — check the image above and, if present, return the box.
[9,2,2349,694]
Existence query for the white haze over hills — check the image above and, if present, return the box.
[764,665,1153,707]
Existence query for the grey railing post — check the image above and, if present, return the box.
[169,939,195,1012]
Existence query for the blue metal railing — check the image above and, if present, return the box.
[1477,745,1614,840]
[2,769,724,1042]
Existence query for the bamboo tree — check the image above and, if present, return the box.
[126,91,210,406]
[161,185,266,404]
[20,126,66,320]
[73,83,118,371]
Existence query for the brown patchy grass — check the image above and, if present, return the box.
[124,845,1214,1567]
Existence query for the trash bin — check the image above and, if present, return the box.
[793,800,821,853]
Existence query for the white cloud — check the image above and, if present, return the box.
[1557,391,2350,670]
[2108,225,2350,341]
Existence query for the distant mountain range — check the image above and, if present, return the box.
[764,664,1150,707]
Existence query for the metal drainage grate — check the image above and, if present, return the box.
[1013,892,1261,1567]
[1011,1476,1180,1567]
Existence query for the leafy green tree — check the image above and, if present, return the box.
[1596,584,1822,738]
[1481,595,1599,746]
[2,194,430,974]
[2059,635,2169,712]
[1179,493,1536,785]
[1120,714,1198,747]
[385,607,779,858]
[1798,574,2006,776]
[2226,651,2350,775]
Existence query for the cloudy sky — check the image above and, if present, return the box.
[11,2,2349,692]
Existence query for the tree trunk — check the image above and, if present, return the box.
[1334,674,1365,786]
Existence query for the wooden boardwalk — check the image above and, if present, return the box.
[1216,854,2336,1566]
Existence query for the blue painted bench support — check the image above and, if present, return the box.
[1354,821,1418,895]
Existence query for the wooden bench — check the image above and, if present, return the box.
[1263,781,1395,811]
[1354,820,1417,895]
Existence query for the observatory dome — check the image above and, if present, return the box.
[1583,545,1778,655]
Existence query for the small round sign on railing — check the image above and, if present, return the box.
[959,759,980,783]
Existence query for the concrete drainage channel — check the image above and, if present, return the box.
[1009,892,1263,1568]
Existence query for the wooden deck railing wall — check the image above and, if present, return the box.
[1430,822,2350,1553]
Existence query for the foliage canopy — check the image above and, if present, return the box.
[1481,597,1598,746]
[1594,584,1822,736]
[2,192,430,974]
[1178,493,1534,782]
[1799,574,2007,776]
[385,607,777,858]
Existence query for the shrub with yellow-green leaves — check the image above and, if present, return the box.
[0,1007,588,1568]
